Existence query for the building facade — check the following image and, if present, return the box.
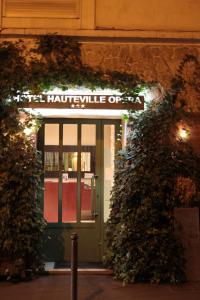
[1,1,200,271]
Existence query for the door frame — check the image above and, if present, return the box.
[38,118,121,262]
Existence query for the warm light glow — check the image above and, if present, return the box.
[177,124,190,142]
[25,108,125,118]
[20,113,37,137]
[179,128,188,139]
[23,87,136,118]
[139,84,165,110]
[24,127,34,136]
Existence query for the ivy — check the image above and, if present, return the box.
[0,35,148,101]
[0,103,46,277]
[104,91,200,283]
[0,41,30,101]
[0,35,146,279]
[0,35,200,283]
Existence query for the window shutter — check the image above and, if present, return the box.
[3,0,80,18]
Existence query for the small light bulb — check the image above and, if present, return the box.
[177,126,190,141]
[179,128,187,139]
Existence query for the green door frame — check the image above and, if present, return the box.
[38,118,121,262]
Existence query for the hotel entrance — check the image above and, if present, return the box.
[38,118,121,262]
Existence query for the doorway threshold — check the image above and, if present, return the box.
[45,262,113,275]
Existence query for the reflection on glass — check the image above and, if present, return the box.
[44,178,59,222]
[62,175,77,223]
[81,124,96,222]
[63,152,78,171]
[81,177,95,223]
[63,152,91,172]
[44,124,59,223]
[45,152,59,171]
[104,125,115,222]
[81,152,91,171]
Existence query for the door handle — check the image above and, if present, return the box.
[92,211,98,218]
[91,174,98,219]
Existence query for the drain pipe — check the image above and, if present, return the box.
[70,233,78,300]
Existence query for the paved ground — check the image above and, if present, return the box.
[1,275,200,300]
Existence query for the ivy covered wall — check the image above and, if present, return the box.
[1,37,200,109]
[1,35,200,283]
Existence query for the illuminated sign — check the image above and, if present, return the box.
[16,94,144,110]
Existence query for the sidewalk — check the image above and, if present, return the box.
[1,275,200,300]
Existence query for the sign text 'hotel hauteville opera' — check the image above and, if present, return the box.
[16,94,144,110]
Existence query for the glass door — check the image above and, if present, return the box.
[39,119,121,262]
[61,123,97,223]
[43,122,98,225]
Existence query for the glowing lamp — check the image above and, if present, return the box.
[177,126,190,141]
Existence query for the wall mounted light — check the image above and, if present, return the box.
[176,123,190,142]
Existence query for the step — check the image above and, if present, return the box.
[45,262,113,275]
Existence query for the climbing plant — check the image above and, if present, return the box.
[0,102,46,278]
[104,56,200,283]
[0,35,146,279]
[0,35,200,283]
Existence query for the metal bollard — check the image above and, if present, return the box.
[70,233,78,300]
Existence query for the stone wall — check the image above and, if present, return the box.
[81,43,200,90]
[81,42,200,111]
[2,38,200,93]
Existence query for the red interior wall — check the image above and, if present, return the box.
[44,182,92,222]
